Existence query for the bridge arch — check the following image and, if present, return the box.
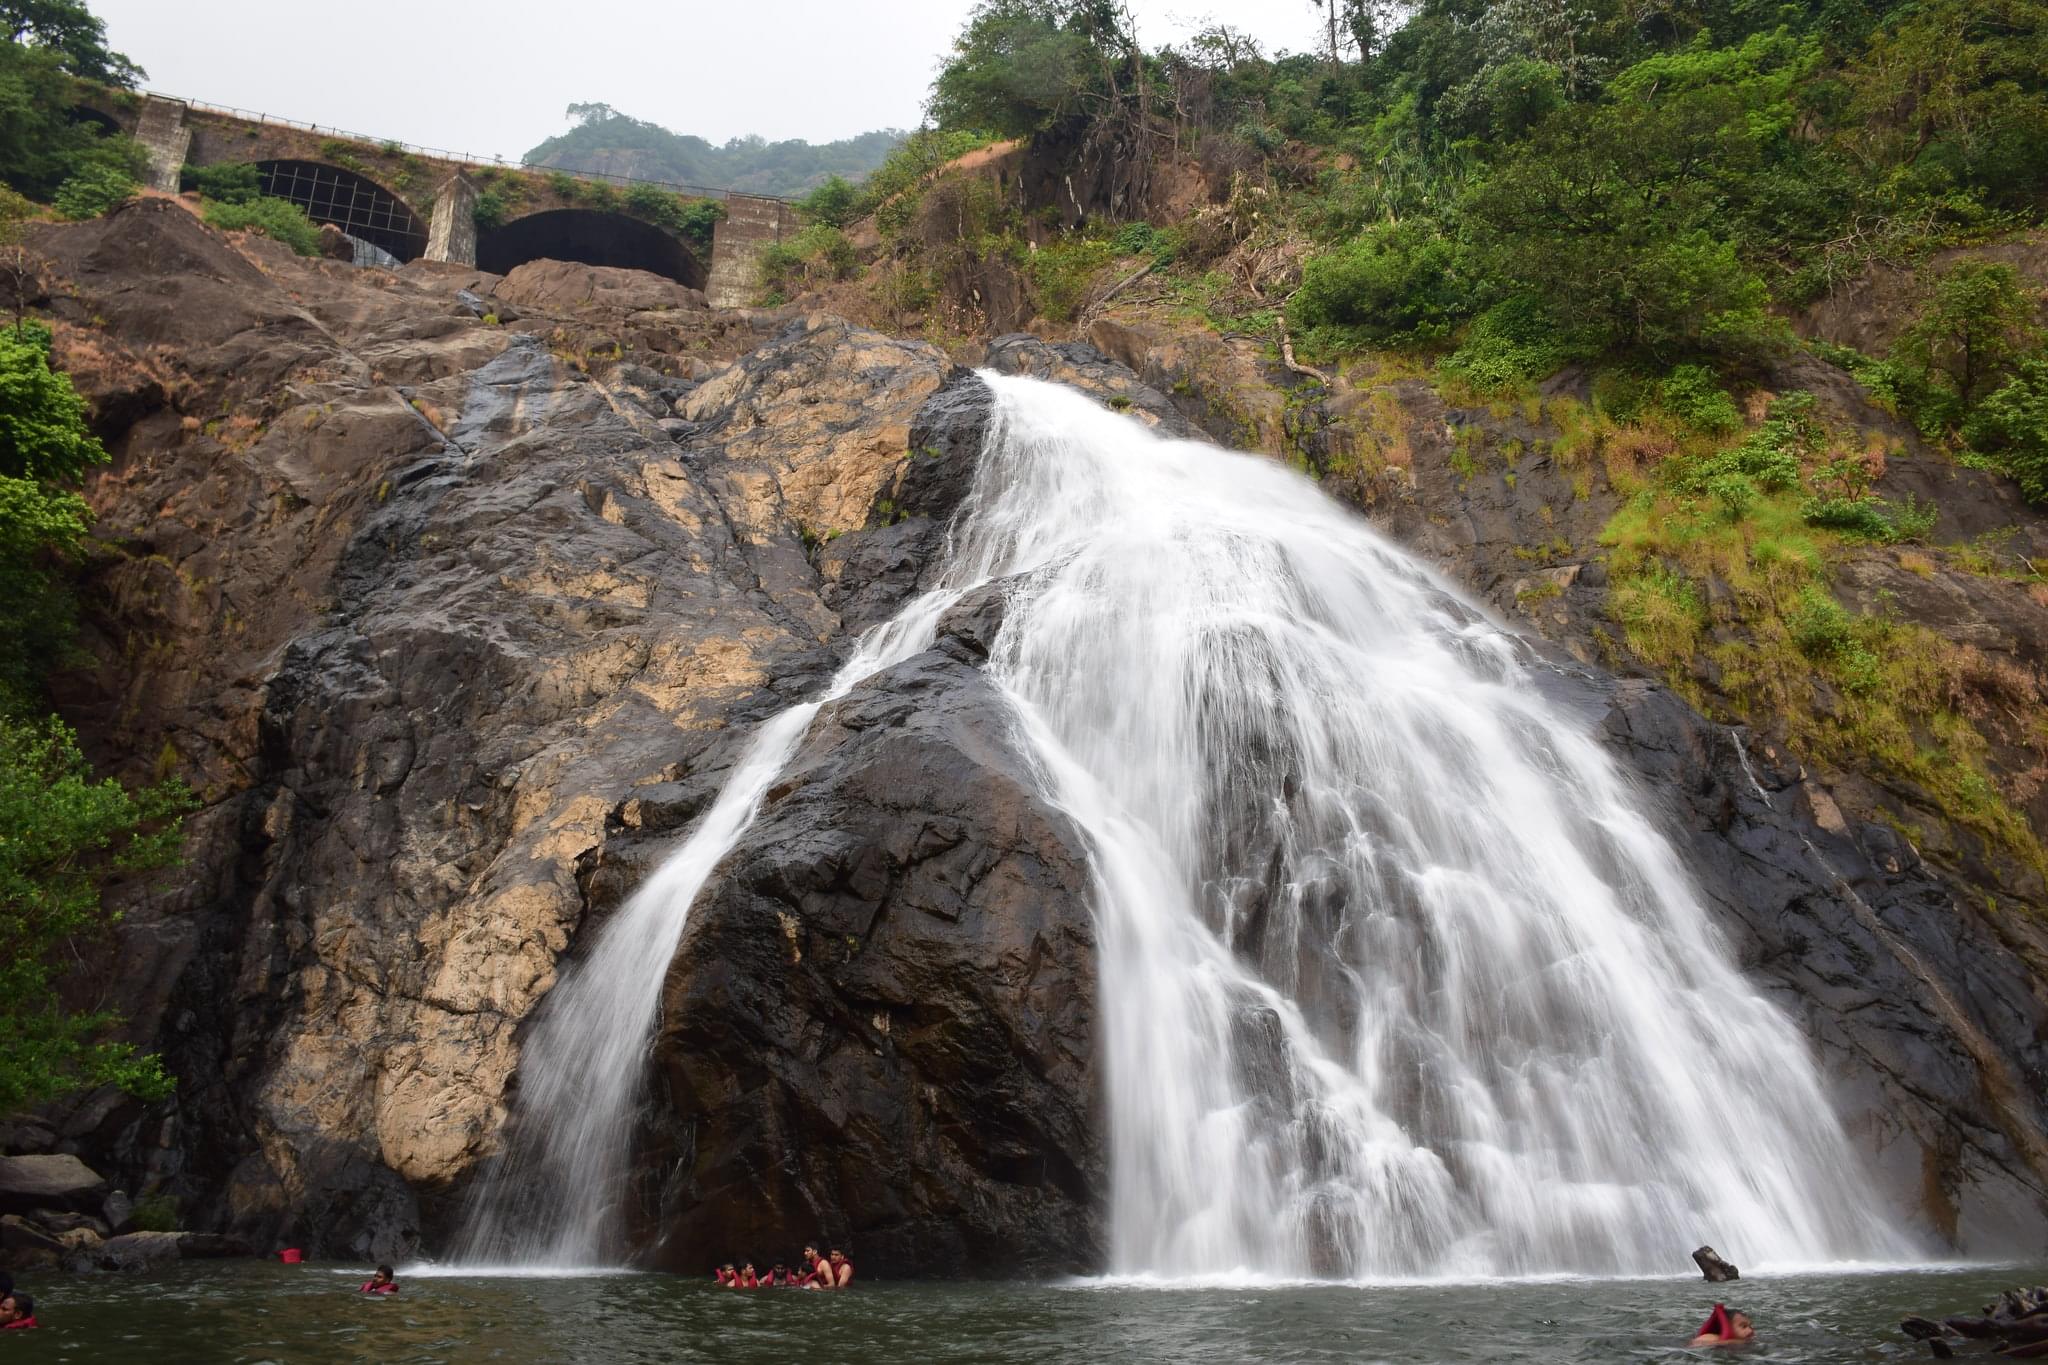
[477,209,705,289]
[255,159,428,262]
[66,106,122,137]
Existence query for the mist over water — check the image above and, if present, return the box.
[459,373,1910,1277]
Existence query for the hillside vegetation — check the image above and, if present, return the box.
[771,0,2048,910]
[525,103,905,196]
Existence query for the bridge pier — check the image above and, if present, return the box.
[425,173,479,266]
[705,194,796,308]
[134,97,190,193]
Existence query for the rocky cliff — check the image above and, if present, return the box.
[11,200,2047,1270]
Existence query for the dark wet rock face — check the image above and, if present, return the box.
[1600,681,2048,1252]
[642,648,1102,1278]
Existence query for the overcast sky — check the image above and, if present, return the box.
[92,1,1329,161]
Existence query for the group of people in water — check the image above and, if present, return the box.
[713,1245,854,1290]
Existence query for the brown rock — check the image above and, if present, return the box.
[495,260,707,316]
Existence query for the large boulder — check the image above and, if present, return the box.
[647,641,1104,1277]
[495,260,706,316]
[0,1154,109,1216]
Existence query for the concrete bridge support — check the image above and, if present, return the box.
[426,173,479,267]
[705,194,796,308]
[134,97,190,193]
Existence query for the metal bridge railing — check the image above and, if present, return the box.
[143,88,795,204]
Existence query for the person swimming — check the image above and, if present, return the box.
[1691,1304,1755,1346]
[359,1265,399,1295]
[0,1293,37,1330]
[825,1248,854,1290]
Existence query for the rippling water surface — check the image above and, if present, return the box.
[4,1262,2041,1363]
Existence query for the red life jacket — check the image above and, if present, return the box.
[2,1318,38,1330]
[1699,1304,1732,1338]
[360,1281,398,1294]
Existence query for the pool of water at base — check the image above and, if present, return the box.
[2,1261,2040,1364]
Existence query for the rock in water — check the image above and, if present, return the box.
[0,1154,109,1215]
[1692,1244,1740,1281]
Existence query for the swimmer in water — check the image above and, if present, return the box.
[1691,1304,1754,1347]
[359,1265,398,1295]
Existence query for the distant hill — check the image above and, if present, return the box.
[525,104,905,196]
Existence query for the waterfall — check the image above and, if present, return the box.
[457,371,1909,1276]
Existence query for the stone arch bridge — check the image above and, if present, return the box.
[101,94,792,307]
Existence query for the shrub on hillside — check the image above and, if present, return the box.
[1289,222,1467,349]
[184,162,261,204]
[204,195,322,256]
[1438,296,1585,392]
[1966,358,2048,502]
[797,175,859,228]
[52,162,135,220]
[756,225,858,302]
[1659,364,1743,434]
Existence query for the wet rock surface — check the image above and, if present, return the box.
[645,646,1102,1278]
[15,197,2048,1270]
[23,201,995,1262]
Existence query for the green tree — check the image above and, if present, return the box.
[928,0,1136,139]
[0,0,142,86]
[51,155,129,217]
[0,319,99,709]
[1965,358,2048,501]
[1289,221,1469,347]
[0,716,182,1115]
[797,174,859,228]
[1895,260,2042,410]
[1462,33,1815,356]
[0,316,186,1116]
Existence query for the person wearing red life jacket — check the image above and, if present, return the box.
[825,1248,854,1290]
[1691,1304,1755,1346]
[358,1265,399,1295]
[713,1263,736,1286]
[0,1293,37,1330]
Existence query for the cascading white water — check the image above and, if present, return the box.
[459,372,1910,1276]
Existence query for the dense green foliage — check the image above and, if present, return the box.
[203,195,322,256]
[1,0,139,85]
[796,174,859,228]
[526,103,904,196]
[0,716,181,1115]
[51,152,129,218]
[0,37,143,204]
[0,318,185,1115]
[0,319,100,708]
[923,0,2048,490]
[618,181,723,250]
[182,160,261,205]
